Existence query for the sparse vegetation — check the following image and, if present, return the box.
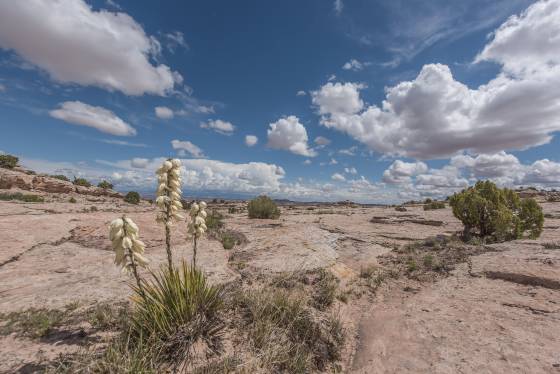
[129,262,224,369]
[124,191,141,204]
[221,232,236,249]
[449,180,544,242]
[248,195,280,219]
[0,154,19,169]
[423,201,445,210]
[97,180,113,189]
[395,206,407,212]
[69,197,76,203]
[543,242,560,250]
[51,174,70,182]
[0,308,66,338]
[0,192,44,203]
[73,177,92,187]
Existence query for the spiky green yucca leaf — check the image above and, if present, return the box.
[130,262,224,366]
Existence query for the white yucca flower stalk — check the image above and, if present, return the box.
[155,158,184,269]
[109,215,148,294]
[187,201,207,266]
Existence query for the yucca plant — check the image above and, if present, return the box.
[155,159,184,269]
[187,201,207,267]
[129,261,224,369]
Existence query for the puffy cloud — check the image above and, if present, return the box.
[0,83,5,92]
[303,159,312,165]
[171,139,205,158]
[339,146,357,156]
[200,119,235,135]
[331,173,346,181]
[314,136,331,146]
[450,151,524,184]
[345,167,358,175]
[0,0,180,95]
[382,160,428,184]
[314,1,560,160]
[131,158,149,168]
[267,116,317,157]
[329,158,338,165]
[49,101,136,136]
[155,106,174,119]
[312,82,364,116]
[342,59,368,71]
[523,159,560,184]
[475,0,560,77]
[245,135,258,147]
[296,90,306,96]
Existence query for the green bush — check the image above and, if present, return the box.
[97,180,113,189]
[248,195,280,219]
[449,180,544,242]
[0,192,44,203]
[73,177,91,187]
[124,191,140,205]
[221,233,236,249]
[205,210,224,231]
[0,154,18,169]
[130,262,224,366]
[394,206,407,212]
[423,201,445,210]
[51,174,70,182]
[69,197,76,203]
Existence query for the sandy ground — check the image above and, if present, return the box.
[1,193,559,373]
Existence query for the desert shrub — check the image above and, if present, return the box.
[312,270,338,310]
[424,198,432,204]
[449,180,544,242]
[423,201,445,210]
[236,287,344,372]
[248,195,280,219]
[228,206,238,214]
[97,180,113,189]
[221,232,236,249]
[543,242,560,249]
[124,191,141,205]
[51,174,70,182]
[394,206,407,212]
[73,177,91,187]
[0,308,66,338]
[0,154,18,169]
[0,192,44,203]
[205,210,224,231]
[130,262,224,367]
[69,197,76,203]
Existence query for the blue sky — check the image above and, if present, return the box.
[1,0,559,203]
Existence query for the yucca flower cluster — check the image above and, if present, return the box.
[187,201,207,266]
[155,158,184,269]
[187,201,208,238]
[109,216,148,290]
[156,159,184,224]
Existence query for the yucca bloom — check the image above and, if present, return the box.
[187,201,207,266]
[156,158,184,224]
[155,158,184,269]
[109,216,148,295]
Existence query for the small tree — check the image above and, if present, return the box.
[449,180,543,242]
[248,195,280,219]
[73,177,92,187]
[124,191,141,205]
[0,154,19,169]
[98,180,113,189]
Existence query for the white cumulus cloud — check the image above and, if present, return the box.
[155,106,174,119]
[171,139,205,158]
[382,160,428,184]
[313,0,560,160]
[200,119,235,135]
[267,116,317,157]
[0,0,181,95]
[245,135,258,147]
[331,173,346,181]
[49,101,136,136]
